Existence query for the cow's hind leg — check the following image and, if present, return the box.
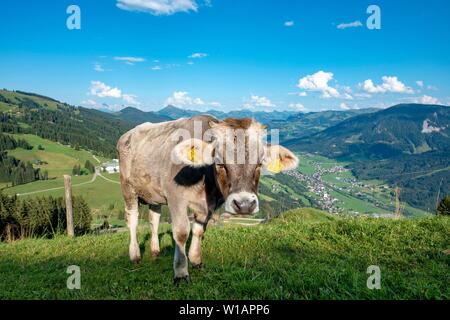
[126,198,141,264]
[149,204,161,257]
[169,201,191,284]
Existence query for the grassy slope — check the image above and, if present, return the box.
[7,134,107,178]
[0,209,448,300]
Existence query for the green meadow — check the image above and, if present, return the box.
[0,209,448,300]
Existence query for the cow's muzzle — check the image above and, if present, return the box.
[224,192,259,215]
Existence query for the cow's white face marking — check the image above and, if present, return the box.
[224,191,259,215]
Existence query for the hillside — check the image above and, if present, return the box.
[114,107,171,126]
[287,104,450,160]
[274,108,377,142]
[0,90,133,158]
[0,209,448,299]
[286,104,450,210]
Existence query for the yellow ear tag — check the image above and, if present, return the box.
[189,147,197,163]
[267,158,282,173]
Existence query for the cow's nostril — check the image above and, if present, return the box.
[249,200,257,211]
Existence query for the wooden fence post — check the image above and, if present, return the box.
[64,175,74,237]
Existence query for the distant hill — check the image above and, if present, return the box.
[286,104,450,211]
[114,107,171,125]
[287,104,450,160]
[272,108,378,142]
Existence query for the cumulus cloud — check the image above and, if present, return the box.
[210,101,222,108]
[284,21,294,27]
[123,94,141,105]
[116,0,198,16]
[361,76,414,94]
[90,81,122,98]
[297,71,341,99]
[417,95,440,105]
[151,66,162,71]
[288,103,307,112]
[188,53,208,59]
[337,21,363,29]
[165,91,206,107]
[339,103,350,110]
[243,95,275,109]
[114,56,146,65]
[416,80,424,88]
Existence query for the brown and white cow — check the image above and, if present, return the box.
[117,116,298,283]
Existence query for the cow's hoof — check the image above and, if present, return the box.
[173,275,190,286]
[151,250,160,258]
[131,257,141,265]
[192,263,204,270]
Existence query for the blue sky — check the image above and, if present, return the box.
[0,0,449,112]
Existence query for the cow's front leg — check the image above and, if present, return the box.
[189,221,207,269]
[170,202,191,284]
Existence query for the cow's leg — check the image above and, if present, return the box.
[126,199,141,264]
[188,221,206,269]
[169,201,191,284]
[149,204,161,257]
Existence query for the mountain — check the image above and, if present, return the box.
[286,103,450,211]
[156,105,200,119]
[272,108,378,142]
[287,104,450,160]
[114,107,171,125]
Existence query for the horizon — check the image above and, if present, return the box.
[1,1,449,113]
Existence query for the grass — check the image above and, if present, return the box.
[0,208,448,300]
[3,173,124,217]
[7,134,107,178]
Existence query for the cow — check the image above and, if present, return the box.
[117,116,299,283]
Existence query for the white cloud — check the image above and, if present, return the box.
[284,21,294,27]
[288,103,307,112]
[297,71,341,99]
[337,21,363,29]
[116,0,198,16]
[151,66,162,70]
[123,94,140,105]
[339,103,350,110]
[210,101,222,108]
[188,53,208,59]
[94,63,105,72]
[114,56,146,65]
[90,81,122,98]
[416,80,424,88]
[243,95,275,109]
[165,91,206,107]
[427,85,438,91]
[417,95,440,105]
[361,76,414,94]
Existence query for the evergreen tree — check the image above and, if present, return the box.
[437,196,450,216]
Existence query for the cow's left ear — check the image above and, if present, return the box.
[263,145,299,173]
[172,138,215,167]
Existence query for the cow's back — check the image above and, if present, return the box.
[117,115,218,204]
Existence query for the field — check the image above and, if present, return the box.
[7,134,108,178]
[0,209,448,300]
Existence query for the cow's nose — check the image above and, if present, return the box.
[232,199,257,215]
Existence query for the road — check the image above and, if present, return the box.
[16,168,119,196]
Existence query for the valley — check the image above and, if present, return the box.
[0,89,447,219]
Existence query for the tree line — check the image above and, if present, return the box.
[0,193,91,241]
[0,133,48,186]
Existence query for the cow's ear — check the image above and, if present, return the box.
[172,138,215,167]
[263,145,299,173]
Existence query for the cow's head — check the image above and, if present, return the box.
[172,118,298,215]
